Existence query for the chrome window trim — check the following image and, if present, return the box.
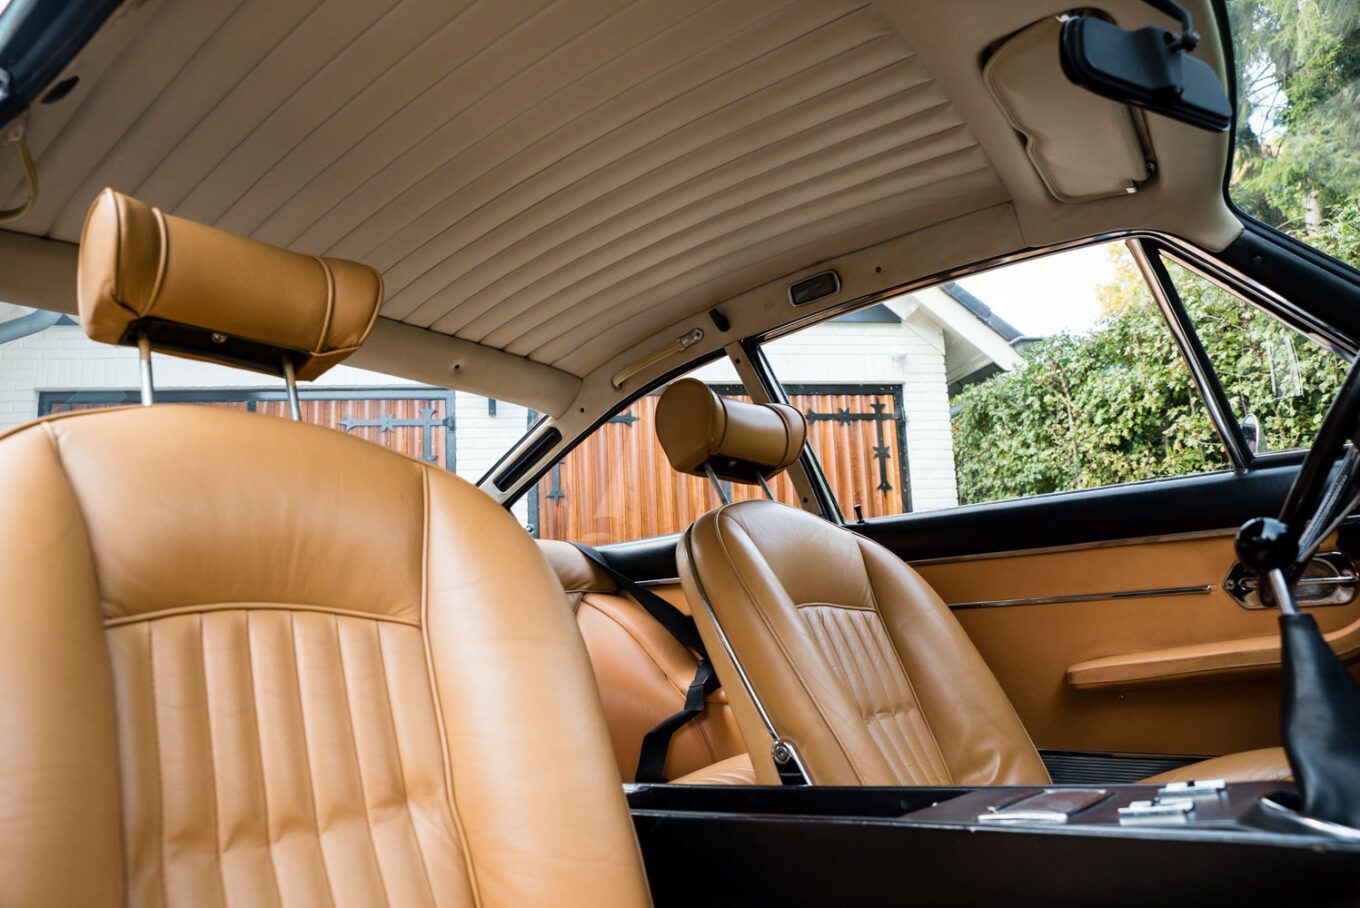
[1130,239,1250,472]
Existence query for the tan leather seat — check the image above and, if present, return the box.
[539,541,755,785]
[0,189,651,907]
[658,378,1292,787]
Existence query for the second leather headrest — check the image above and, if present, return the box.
[655,378,806,484]
[77,188,383,380]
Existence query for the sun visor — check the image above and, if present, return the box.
[985,16,1151,203]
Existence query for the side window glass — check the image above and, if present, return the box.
[1164,257,1348,456]
[529,358,800,546]
[761,241,1231,512]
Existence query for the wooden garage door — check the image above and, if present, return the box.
[39,389,455,468]
[533,384,907,546]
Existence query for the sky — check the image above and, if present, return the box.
[953,242,1121,338]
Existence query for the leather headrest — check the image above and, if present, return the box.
[77,188,383,380]
[655,378,806,484]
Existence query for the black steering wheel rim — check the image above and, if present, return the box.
[1276,355,1360,574]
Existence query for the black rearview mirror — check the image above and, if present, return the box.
[1058,1,1231,132]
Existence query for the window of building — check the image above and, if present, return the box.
[1164,255,1348,456]
[528,358,801,546]
[761,241,1232,513]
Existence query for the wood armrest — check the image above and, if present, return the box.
[1066,616,1360,689]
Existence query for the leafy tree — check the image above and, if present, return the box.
[950,1,1359,506]
[1229,0,1360,232]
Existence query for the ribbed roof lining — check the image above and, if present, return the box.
[0,0,1006,377]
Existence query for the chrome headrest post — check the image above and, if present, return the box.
[137,333,155,406]
[282,356,302,422]
[703,463,731,505]
[756,473,775,501]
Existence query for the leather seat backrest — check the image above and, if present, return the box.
[538,541,746,782]
[0,190,650,907]
[680,501,1049,787]
[656,380,1048,787]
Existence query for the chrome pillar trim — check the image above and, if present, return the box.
[703,463,731,505]
[137,333,154,406]
[948,584,1212,610]
[1129,239,1250,472]
[282,357,302,422]
[681,529,779,742]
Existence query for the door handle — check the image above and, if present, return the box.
[1224,551,1357,609]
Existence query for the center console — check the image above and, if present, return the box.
[627,780,1360,907]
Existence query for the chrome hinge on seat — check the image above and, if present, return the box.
[771,739,809,786]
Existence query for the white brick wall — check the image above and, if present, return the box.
[1,304,962,515]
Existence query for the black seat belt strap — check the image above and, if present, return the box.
[571,543,717,783]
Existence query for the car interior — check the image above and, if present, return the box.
[1,0,1360,905]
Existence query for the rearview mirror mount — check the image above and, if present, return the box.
[1058,1,1231,132]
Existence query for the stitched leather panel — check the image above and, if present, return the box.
[107,609,473,908]
[0,406,651,907]
[799,605,950,785]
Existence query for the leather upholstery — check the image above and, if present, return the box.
[78,189,382,379]
[680,499,1294,787]
[670,754,758,786]
[539,540,749,783]
[655,378,805,483]
[0,406,651,907]
[1141,748,1291,785]
[681,499,1048,787]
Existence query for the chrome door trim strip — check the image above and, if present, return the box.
[948,584,1213,611]
[909,527,1236,566]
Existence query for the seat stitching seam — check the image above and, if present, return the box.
[146,620,170,908]
[331,615,392,908]
[373,622,440,906]
[819,607,915,781]
[416,466,484,907]
[197,614,232,908]
[287,611,338,906]
[241,611,285,904]
[104,602,421,629]
[843,608,930,783]
[855,540,952,784]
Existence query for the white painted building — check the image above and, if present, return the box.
[0,284,1019,519]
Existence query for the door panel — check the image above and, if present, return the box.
[914,532,1360,756]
